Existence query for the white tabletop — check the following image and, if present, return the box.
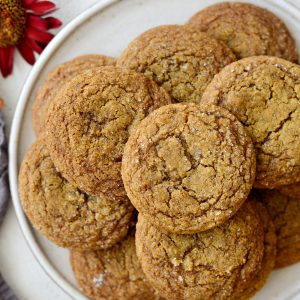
[0,1,99,299]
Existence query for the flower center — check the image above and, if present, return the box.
[0,0,26,48]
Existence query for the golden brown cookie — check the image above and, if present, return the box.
[18,138,134,250]
[201,56,300,189]
[117,25,236,103]
[45,66,171,198]
[231,198,276,300]
[136,202,264,300]
[187,2,298,62]
[258,189,300,268]
[277,181,300,198]
[70,230,162,300]
[122,103,256,234]
[32,54,115,136]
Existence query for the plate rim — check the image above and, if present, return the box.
[8,0,120,299]
[8,0,300,299]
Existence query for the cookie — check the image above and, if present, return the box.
[122,103,256,234]
[135,202,264,300]
[201,56,300,189]
[70,230,162,300]
[18,138,134,250]
[117,25,236,103]
[45,66,171,198]
[277,181,300,198]
[258,189,300,268]
[187,2,298,62]
[32,54,115,136]
[232,198,276,300]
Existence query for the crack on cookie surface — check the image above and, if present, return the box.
[117,25,236,103]
[258,189,300,268]
[19,138,134,250]
[122,103,255,233]
[32,55,116,136]
[46,67,171,198]
[201,56,300,188]
[71,231,162,300]
[136,203,264,300]
[187,2,298,62]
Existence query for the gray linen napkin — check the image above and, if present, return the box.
[0,111,9,225]
[0,273,17,300]
[0,111,17,300]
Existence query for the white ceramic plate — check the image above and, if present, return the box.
[9,0,300,299]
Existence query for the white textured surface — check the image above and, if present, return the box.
[2,1,300,300]
[0,1,98,299]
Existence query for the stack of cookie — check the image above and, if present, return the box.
[18,2,300,300]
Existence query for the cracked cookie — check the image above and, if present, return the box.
[18,138,134,250]
[117,25,236,103]
[258,189,300,268]
[187,2,298,62]
[122,103,256,234]
[232,198,276,300]
[135,201,264,300]
[70,230,163,300]
[277,181,300,198]
[45,66,171,198]
[201,56,300,189]
[32,54,116,136]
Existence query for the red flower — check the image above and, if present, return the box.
[0,0,62,77]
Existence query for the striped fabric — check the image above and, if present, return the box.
[0,273,17,300]
[0,111,9,225]
[0,112,17,300]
